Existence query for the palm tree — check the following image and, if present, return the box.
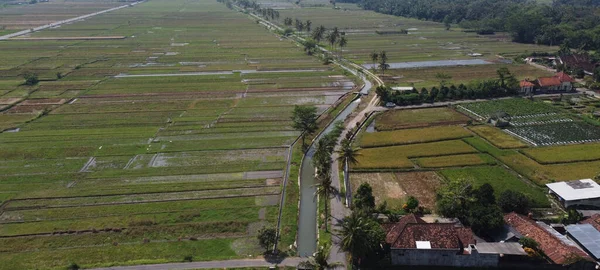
[312,25,326,43]
[326,31,338,54]
[339,212,374,267]
[305,20,312,32]
[336,138,359,203]
[298,244,342,270]
[378,50,389,75]
[314,171,337,232]
[337,36,347,58]
[369,51,378,71]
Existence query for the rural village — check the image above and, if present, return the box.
[1,0,600,270]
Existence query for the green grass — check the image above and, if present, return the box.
[439,166,550,207]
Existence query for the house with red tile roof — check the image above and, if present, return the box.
[519,80,535,95]
[385,214,526,267]
[504,212,592,265]
[536,72,574,92]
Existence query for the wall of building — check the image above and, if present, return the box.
[564,198,600,208]
[390,248,499,267]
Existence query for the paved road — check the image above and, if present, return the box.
[0,1,143,41]
[89,258,302,270]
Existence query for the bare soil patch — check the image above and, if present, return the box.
[394,171,442,209]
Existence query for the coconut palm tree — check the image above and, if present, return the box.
[339,211,376,267]
[338,36,347,58]
[336,138,359,203]
[312,25,326,43]
[298,244,342,270]
[369,51,378,71]
[378,50,389,75]
[305,20,312,32]
[314,170,337,232]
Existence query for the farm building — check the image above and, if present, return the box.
[504,212,592,265]
[546,179,600,208]
[566,224,600,261]
[384,214,527,267]
[536,72,574,92]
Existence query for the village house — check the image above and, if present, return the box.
[546,179,600,209]
[384,214,527,267]
[536,72,574,92]
[504,212,592,265]
[519,80,535,95]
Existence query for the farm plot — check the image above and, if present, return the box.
[359,125,472,148]
[521,143,600,164]
[464,137,600,185]
[439,166,550,207]
[469,125,528,149]
[354,140,477,169]
[374,107,470,131]
[0,0,357,267]
[457,98,559,120]
[415,153,495,168]
[349,171,441,209]
[505,122,600,146]
[275,2,556,63]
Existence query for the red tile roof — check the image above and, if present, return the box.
[520,80,535,87]
[581,214,600,232]
[555,72,575,83]
[537,76,562,87]
[504,212,591,265]
[385,214,475,250]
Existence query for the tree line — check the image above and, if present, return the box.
[377,67,520,106]
[338,0,600,51]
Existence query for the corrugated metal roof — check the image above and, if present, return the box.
[566,224,600,260]
[546,179,600,201]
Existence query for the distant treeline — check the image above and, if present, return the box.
[339,0,600,51]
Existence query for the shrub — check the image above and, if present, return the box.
[183,255,193,262]
[66,263,79,270]
[23,72,39,86]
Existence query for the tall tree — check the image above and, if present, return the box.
[378,50,389,75]
[257,227,277,253]
[305,20,312,32]
[338,36,347,58]
[326,31,338,53]
[314,171,338,232]
[291,105,318,151]
[369,51,379,70]
[336,138,359,202]
[298,244,342,270]
[339,211,384,267]
[312,25,326,42]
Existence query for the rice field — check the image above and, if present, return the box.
[0,0,356,268]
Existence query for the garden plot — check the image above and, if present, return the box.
[457,98,559,120]
[505,122,600,146]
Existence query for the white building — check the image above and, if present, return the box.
[546,179,600,208]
